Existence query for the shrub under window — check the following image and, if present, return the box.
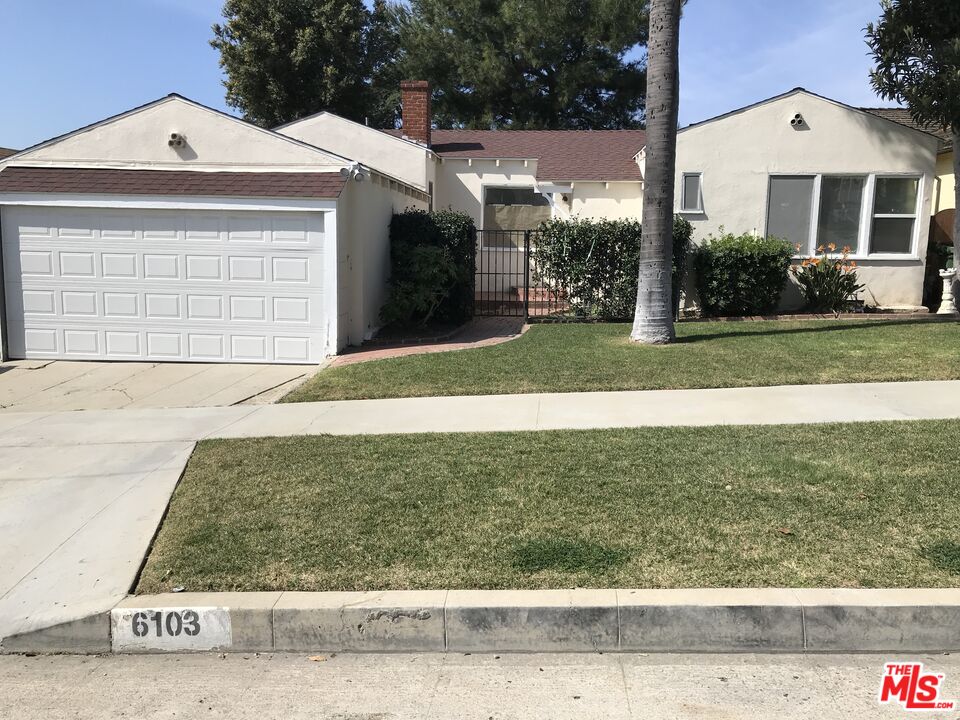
[692,232,794,316]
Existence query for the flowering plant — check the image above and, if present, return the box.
[791,243,865,313]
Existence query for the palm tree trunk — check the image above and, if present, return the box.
[631,0,681,344]
[953,129,960,282]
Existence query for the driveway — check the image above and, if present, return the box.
[0,360,316,412]
[0,359,315,647]
[0,406,253,645]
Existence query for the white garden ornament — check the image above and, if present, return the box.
[937,268,958,316]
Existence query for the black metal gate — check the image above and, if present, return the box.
[474,229,566,318]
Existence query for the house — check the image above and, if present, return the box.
[0,83,943,364]
[675,89,941,311]
[0,96,429,363]
[278,81,647,238]
[0,83,646,364]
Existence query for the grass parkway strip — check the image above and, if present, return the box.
[137,418,960,594]
[285,319,960,402]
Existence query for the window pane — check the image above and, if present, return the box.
[484,187,551,231]
[870,217,915,253]
[485,187,549,207]
[817,176,864,251]
[682,175,701,211]
[873,177,919,215]
[767,176,814,249]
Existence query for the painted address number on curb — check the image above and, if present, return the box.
[111,607,232,652]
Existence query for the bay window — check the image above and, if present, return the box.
[766,173,921,256]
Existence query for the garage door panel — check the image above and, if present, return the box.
[3,206,329,363]
[9,323,321,363]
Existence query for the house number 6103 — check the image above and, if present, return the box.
[131,610,201,638]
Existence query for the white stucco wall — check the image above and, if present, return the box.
[279,113,432,191]
[569,182,643,221]
[675,91,940,309]
[337,174,428,347]
[6,97,345,171]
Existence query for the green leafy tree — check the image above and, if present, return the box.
[631,0,681,343]
[212,0,370,127]
[364,0,404,128]
[867,0,960,271]
[395,0,650,129]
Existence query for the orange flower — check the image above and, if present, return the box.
[841,245,852,254]
[849,261,857,268]
[817,245,825,253]
[827,242,837,252]
[810,257,820,266]
[794,243,802,253]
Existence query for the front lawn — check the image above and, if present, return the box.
[138,419,960,593]
[286,319,960,402]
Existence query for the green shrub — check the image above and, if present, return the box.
[671,216,693,317]
[692,232,794,316]
[791,244,865,313]
[382,209,475,327]
[532,216,693,319]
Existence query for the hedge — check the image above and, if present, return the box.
[381,209,476,327]
[532,216,693,319]
[692,232,794,316]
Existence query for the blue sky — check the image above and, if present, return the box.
[0,0,893,150]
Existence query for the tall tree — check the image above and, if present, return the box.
[395,0,649,129]
[630,0,681,344]
[867,0,960,274]
[212,0,370,127]
[364,0,404,128]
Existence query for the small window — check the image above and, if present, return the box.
[680,173,702,213]
[869,177,919,254]
[767,176,814,251]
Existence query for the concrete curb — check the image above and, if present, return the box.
[7,588,960,655]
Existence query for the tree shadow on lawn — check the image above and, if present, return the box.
[919,540,960,576]
[675,318,956,344]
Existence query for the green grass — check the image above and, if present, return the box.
[285,319,960,402]
[137,419,960,593]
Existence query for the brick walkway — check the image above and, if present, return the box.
[330,317,527,367]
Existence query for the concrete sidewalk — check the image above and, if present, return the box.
[2,380,960,446]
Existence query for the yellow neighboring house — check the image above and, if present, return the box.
[862,108,955,245]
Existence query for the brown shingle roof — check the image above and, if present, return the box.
[860,108,953,152]
[0,147,17,160]
[0,167,347,198]
[385,128,646,182]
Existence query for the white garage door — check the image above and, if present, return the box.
[1,206,329,363]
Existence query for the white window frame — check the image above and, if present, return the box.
[679,172,703,214]
[765,172,923,260]
[867,174,924,258]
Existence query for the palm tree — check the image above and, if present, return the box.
[631,0,682,344]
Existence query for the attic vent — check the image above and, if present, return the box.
[168,132,186,148]
[789,113,806,129]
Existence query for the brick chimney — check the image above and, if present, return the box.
[400,80,431,147]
